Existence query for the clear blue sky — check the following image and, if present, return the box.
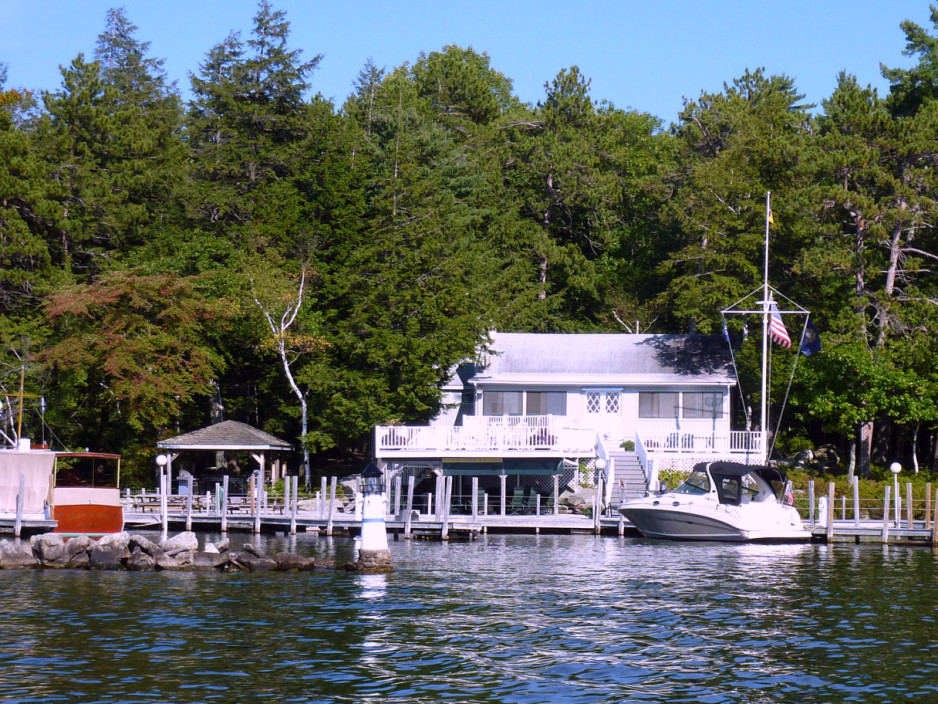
[1,1,934,123]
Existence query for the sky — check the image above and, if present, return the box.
[1,1,935,123]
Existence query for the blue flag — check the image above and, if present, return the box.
[800,320,821,356]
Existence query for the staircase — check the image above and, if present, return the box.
[607,449,647,504]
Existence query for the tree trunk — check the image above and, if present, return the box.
[858,420,873,478]
[847,438,856,483]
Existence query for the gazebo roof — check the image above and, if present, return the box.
[157,420,293,452]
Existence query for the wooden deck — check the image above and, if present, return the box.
[122,507,613,538]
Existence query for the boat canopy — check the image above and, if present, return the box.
[699,461,787,506]
[702,461,787,484]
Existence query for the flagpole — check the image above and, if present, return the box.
[760,192,771,465]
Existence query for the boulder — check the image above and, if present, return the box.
[183,552,231,571]
[66,535,95,559]
[161,531,198,553]
[31,533,67,566]
[67,551,90,569]
[232,552,277,572]
[97,532,132,559]
[213,538,230,553]
[156,553,184,571]
[126,548,157,572]
[129,534,163,559]
[241,543,262,557]
[204,542,219,554]
[558,490,593,514]
[275,552,315,572]
[0,539,38,569]
[89,543,124,570]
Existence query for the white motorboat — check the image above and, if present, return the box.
[620,461,811,542]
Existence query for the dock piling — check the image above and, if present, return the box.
[14,473,24,538]
[808,480,815,526]
[883,485,891,543]
[221,475,228,533]
[403,475,414,539]
[290,475,298,534]
[932,487,938,547]
[326,476,336,536]
[906,482,913,529]
[853,476,860,527]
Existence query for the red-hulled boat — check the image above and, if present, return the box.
[51,452,124,536]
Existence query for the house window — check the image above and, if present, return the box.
[483,391,523,416]
[605,393,620,414]
[639,392,679,418]
[683,392,723,419]
[526,391,566,416]
[586,392,602,414]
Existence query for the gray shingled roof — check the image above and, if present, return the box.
[157,420,293,451]
[474,332,735,386]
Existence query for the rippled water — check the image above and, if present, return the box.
[0,533,936,703]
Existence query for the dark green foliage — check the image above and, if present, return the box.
[8,1,938,478]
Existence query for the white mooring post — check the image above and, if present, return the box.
[160,467,168,536]
[326,476,336,536]
[290,475,298,535]
[254,467,264,534]
[853,476,860,527]
[185,476,193,531]
[441,476,452,541]
[882,485,891,544]
[404,475,415,540]
[221,475,229,533]
[14,473,24,538]
[320,477,327,518]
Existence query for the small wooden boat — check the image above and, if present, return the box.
[52,452,124,536]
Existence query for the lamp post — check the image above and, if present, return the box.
[156,454,169,535]
[890,462,901,528]
[357,462,393,573]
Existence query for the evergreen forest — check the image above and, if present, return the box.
[4,2,938,484]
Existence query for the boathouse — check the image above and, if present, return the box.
[375,332,762,513]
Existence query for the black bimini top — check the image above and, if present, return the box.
[696,461,788,506]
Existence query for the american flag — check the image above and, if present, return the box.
[770,302,791,348]
[784,481,795,506]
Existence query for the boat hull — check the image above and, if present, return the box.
[621,503,811,542]
[52,487,124,536]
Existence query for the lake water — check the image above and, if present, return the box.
[0,532,936,703]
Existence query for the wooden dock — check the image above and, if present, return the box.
[122,507,615,539]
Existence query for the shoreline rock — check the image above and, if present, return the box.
[0,531,355,573]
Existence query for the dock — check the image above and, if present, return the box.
[122,505,621,539]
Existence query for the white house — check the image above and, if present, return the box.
[375,332,762,514]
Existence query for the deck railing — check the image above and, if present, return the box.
[638,430,762,456]
[376,417,597,456]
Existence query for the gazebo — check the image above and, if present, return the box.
[157,420,293,494]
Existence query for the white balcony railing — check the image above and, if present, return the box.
[638,430,762,455]
[376,416,596,456]
[376,416,763,463]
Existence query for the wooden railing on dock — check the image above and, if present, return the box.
[805,478,938,545]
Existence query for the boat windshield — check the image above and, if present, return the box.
[674,470,710,495]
